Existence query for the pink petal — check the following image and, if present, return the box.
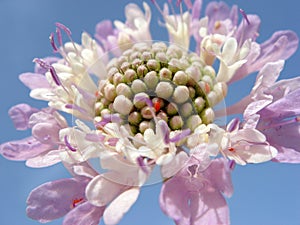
[233,31,298,83]
[103,188,140,225]
[19,73,51,90]
[191,189,230,225]
[8,104,38,130]
[26,178,88,223]
[235,14,261,43]
[272,146,300,163]
[0,136,52,161]
[159,177,191,225]
[63,202,105,225]
[203,158,234,197]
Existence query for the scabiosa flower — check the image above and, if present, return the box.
[1,1,300,225]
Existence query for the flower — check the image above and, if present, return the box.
[1,1,300,225]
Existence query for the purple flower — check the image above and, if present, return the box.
[26,176,105,225]
[160,156,233,225]
[0,104,67,167]
[241,62,300,163]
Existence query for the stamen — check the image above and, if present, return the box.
[229,160,236,170]
[158,120,171,144]
[55,22,80,56]
[227,118,240,132]
[107,137,119,146]
[65,104,88,114]
[33,58,61,86]
[239,9,250,25]
[49,33,58,52]
[95,113,122,127]
[64,135,77,152]
[176,0,182,7]
[262,116,300,130]
[55,22,72,36]
[49,66,62,86]
[169,128,191,142]
[56,27,63,46]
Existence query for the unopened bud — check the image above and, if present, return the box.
[166,103,178,116]
[155,81,174,99]
[113,72,124,85]
[185,66,201,82]
[173,71,188,85]
[173,86,190,104]
[101,108,111,117]
[201,108,215,124]
[133,93,149,109]
[141,51,152,61]
[104,83,117,101]
[141,106,154,119]
[180,102,193,118]
[139,121,154,133]
[203,65,216,78]
[155,52,168,64]
[159,68,172,80]
[194,97,206,113]
[95,102,104,116]
[157,111,168,122]
[147,59,160,71]
[170,116,184,130]
[124,69,137,82]
[120,61,131,72]
[116,83,133,99]
[187,115,202,131]
[131,79,147,94]
[128,112,142,125]
[113,95,133,115]
[144,71,158,89]
[137,65,148,77]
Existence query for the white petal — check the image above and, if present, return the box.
[25,150,61,168]
[238,145,277,164]
[233,128,266,143]
[161,151,188,178]
[222,37,238,61]
[85,175,123,207]
[103,188,140,225]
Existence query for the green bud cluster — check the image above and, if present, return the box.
[95,42,227,134]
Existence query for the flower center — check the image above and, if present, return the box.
[94,42,227,135]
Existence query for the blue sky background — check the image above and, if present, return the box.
[0,0,300,224]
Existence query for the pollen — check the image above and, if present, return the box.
[214,21,221,30]
[228,147,235,152]
[71,198,84,208]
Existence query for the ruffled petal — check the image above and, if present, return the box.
[8,104,38,130]
[0,136,52,160]
[233,31,298,83]
[159,176,191,225]
[235,14,261,43]
[19,73,51,89]
[26,178,88,223]
[272,146,300,163]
